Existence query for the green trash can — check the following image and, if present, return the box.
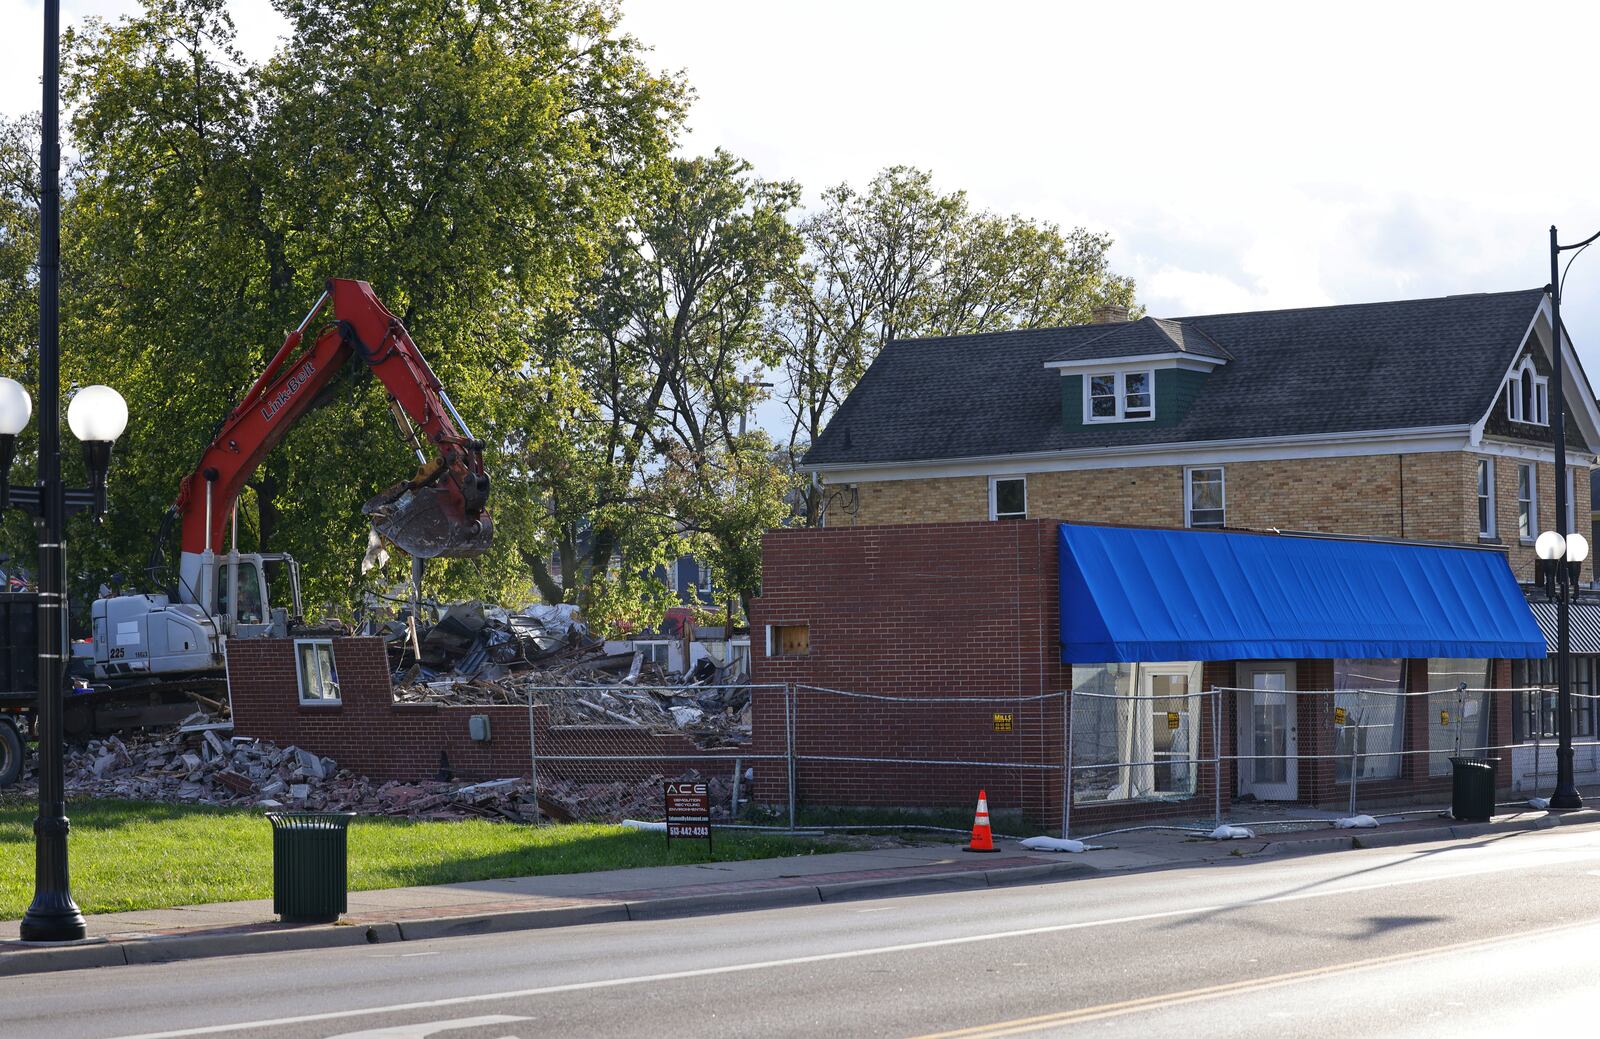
[1449,758,1496,822]
[267,812,355,923]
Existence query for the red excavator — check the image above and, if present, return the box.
[84,279,493,696]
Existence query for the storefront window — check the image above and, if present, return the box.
[1511,657,1599,741]
[1427,659,1490,775]
[1334,659,1405,782]
[1070,662,1202,804]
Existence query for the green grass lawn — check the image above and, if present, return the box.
[0,797,842,920]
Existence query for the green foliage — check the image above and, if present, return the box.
[658,431,799,619]
[773,166,1138,523]
[521,149,803,632]
[49,0,684,615]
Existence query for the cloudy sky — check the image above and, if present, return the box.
[6,0,1600,379]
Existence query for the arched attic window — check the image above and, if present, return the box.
[1505,356,1549,426]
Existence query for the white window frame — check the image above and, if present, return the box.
[1083,369,1156,423]
[1567,468,1577,533]
[1506,357,1549,426]
[1518,462,1536,542]
[294,638,340,705]
[989,475,1028,520]
[1477,458,1496,538]
[634,640,670,666]
[1184,465,1226,528]
[696,562,713,596]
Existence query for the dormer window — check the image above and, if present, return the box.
[1506,356,1548,425]
[1085,369,1155,422]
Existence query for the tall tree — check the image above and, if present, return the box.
[773,167,1137,523]
[55,0,684,613]
[519,149,801,625]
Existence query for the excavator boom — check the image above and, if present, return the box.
[173,279,492,584]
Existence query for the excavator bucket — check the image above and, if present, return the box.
[362,481,494,559]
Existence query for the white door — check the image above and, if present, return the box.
[1238,663,1298,800]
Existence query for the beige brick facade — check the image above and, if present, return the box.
[826,450,1593,582]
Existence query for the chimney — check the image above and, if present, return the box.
[1091,304,1131,325]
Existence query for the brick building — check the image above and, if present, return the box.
[752,288,1600,823]
[803,289,1599,585]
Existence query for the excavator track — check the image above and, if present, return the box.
[66,675,230,740]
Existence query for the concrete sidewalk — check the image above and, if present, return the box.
[5,807,1598,977]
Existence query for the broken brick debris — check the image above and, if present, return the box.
[19,715,743,823]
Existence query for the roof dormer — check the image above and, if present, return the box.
[1046,316,1229,429]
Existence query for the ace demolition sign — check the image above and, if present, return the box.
[664,780,713,853]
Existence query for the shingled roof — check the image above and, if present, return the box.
[805,288,1549,468]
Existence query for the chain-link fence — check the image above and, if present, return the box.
[503,680,1600,836]
[521,684,791,825]
[1065,684,1600,838]
[786,685,1066,832]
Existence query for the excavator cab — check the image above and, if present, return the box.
[215,551,303,637]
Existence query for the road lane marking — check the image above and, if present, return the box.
[905,918,1600,1038]
[105,846,1600,1039]
[323,1017,529,1039]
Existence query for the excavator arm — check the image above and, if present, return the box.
[173,279,492,580]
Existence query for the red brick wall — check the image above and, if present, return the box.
[750,520,1066,821]
[227,637,724,786]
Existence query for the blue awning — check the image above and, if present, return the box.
[1058,523,1546,663]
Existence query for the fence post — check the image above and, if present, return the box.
[1211,686,1222,831]
[1347,702,1363,817]
[730,756,743,819]
[1061,690,1073,839]
[785,683,798,832]
[526,695,541,824]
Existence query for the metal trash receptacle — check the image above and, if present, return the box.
[1449,757,1496,822]
[267,812,355,923]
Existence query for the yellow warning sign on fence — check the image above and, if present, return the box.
[1333,707,1348,726]
[1166,712,1180,730]
[1440,710,1451,727]
[992,713,1014,733]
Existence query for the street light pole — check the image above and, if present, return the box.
[11,0,126,942]
[17,0,84,943]
[1545,224,1597,812]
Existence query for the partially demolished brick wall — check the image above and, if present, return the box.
[227,637,714,786]
[750,519,1066,822]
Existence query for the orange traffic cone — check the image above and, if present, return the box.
[964,789,1001,853]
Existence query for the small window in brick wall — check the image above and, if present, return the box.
[990,476,1027,520]
[295,639,341,704]
[767,624,810,657]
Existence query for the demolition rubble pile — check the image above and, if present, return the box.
[387,600,753,749]
[54,726,741,822]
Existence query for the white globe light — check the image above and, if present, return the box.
[66,384,128,443]
[1535,530,1567,561]
[1567,532,1591,564]
[0,377,32,436]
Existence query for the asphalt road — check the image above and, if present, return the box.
[7,824,1600,1039]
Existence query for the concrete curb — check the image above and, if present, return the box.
[0,859,1079,976]
[395,903,627,941]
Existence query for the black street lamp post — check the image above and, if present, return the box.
[12,0,128,944]
[1544,224,1598,812]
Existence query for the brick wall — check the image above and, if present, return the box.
[227,637,724,787]
[829,451,1593,585]
[750,520,1065,821]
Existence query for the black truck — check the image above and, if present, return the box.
[0,592,39,788]
[0,591,205,789]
